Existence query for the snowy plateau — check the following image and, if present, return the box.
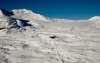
[0,8,100,63]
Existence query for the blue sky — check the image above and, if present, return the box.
[0,0,100,19]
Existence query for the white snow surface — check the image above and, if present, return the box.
[89,16,100,21]
[0,8,100,63]
[12,9,48,21]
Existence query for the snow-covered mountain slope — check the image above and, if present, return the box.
[89,16,100,21]
[88,16,100,28]
[0,8,100,63]
[12,9,48,21]
[0,8,49,29]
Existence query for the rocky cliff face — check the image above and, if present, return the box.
[0,8,100,63]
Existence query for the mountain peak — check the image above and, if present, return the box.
[89,16,100,21]
[12,9,48,21]
[0,8,48,30]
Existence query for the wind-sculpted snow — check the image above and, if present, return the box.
[0,8,100,63]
